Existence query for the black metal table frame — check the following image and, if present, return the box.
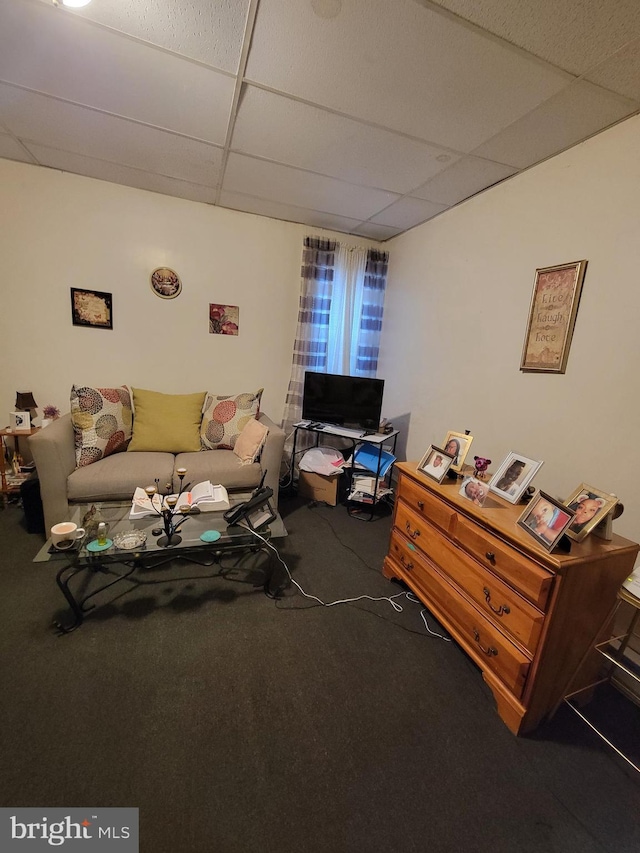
[290,423,399,520]
[53,537,279,635]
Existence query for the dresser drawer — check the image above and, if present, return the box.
[398,474,456,534]
[386,534,530,699]
[402,514,544,655]
[455,516,552,610]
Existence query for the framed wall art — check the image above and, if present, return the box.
[518,491,575,552]
[564,483,618,542]
[150,267,182,299]
[417,445,455,484]
[520,260,587,373]
[70,288,113,330]
[209,304,239,336]
[442,430,473,473]
[488,451,543,504]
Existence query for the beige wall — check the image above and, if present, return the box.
[380,113,640,546]
[0,159,378,426]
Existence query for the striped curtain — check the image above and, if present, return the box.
[282,236,337,436]
[357,249,388,376]
[281,238,389,470]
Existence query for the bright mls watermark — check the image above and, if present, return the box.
[0,809,138,851]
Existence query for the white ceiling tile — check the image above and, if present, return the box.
[246,0,572,151]
[351,223,403,242]
[472,79,638,168]
[585,41,640,102]
[219,190,365,233]
[411,155,517,205]
[426,0,640,76]
[368,197,447,229]
[223,153,401,221]
[58,0,250,73]
[0,133,35,164]
[0,85,223,187]
[24,143,217,205]
[0,0,234,143]
[232,86,460,193]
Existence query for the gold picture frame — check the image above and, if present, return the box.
[520,260,587,373]
[442,430,473,473]
[564,483,618,543]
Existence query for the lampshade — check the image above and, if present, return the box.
[15,391,37,410]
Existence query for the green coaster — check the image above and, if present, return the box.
[200,530,221,543]
[86,538,113,552]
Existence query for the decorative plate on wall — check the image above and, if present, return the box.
[150,267,182,299]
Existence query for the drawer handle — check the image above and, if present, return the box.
[473,628,497,657]
[405,521,421,539]
[400,555,414,572]
[483,587,511,617]
[417,500,424,510]
[485,551,496,564]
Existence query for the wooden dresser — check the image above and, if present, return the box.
[383,462,639,734]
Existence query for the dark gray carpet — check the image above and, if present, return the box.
[1,493,638,853]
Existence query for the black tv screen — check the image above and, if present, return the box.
[302,372,385,431]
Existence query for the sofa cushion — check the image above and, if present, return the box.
[233,418,269,465]
[174,451,262,493]
[68,451,175,502]
[128,389,206,453]
[71,385,133,468]
[200,389,263,450]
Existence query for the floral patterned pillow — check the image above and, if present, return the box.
[71,385,133,467]
[200,389,263,450]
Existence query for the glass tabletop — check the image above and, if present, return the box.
[34,498,287,564]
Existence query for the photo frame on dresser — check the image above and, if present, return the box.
[458,476,488,507]
[488,451,543,504]
[518,490,575,552]
[564,483,618,542]
[442,430,473,473]
[417,445,455,483]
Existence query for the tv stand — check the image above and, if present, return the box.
[291,422,399,520]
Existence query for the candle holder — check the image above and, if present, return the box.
[145,469,192,547]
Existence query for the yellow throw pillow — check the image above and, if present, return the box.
[128,389,206,453]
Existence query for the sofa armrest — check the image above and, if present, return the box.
[29,413,76,533]
[257,413,285,511]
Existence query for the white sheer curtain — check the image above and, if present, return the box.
[326,245,368,376]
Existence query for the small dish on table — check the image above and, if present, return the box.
[113,530,147,550]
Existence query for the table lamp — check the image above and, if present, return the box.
[13,391,38,430]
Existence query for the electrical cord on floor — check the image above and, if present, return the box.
[249,527,451,642]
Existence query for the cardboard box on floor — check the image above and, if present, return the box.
[298,470,340,506]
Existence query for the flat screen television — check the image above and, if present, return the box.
[302,371,385,431]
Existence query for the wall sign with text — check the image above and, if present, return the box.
[520,260,587,374]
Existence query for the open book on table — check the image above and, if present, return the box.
[130,481,230,518]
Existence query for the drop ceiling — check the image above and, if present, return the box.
[1,0,639,242]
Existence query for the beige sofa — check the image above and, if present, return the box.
[30,412,285,533]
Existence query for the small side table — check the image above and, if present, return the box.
[563,584,640,773]
[0,426,40,507]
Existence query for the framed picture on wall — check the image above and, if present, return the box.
[150,267,182,299]
[520,260,588,373]
[517,491,575,552]
[488,451,543,504]
[442,430,473,473]
[70,288,113,330]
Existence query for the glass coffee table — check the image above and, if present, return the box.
[34,500,287,634]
